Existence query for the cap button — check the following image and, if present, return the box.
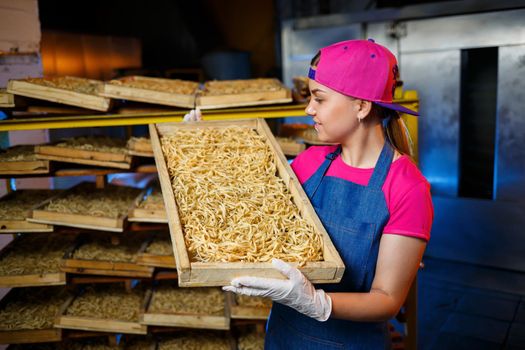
[368,38,375,43]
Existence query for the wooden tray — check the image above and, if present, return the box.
[61,234,154,278]
[56,287,148,335]
[0,146,50,175]
[156,330,236,350]
[227,293,271,321]
[0,234,75,287]
[7,76,111,111]
[36,138,132,169]
[136,232,176,269]
[0,287,68,344]
[0,89,14,108]
[196,78,292,109]
[140,285,229,330]
[0,190,56,233]
[276,137,305,156]
[150,119,345,286]
[128,187,167,223]
[100,76,198,108]
[127,137,154,157]
[28,183,138,232]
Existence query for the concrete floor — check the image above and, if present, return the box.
[417,257,525,349]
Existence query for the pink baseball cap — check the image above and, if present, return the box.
[308,39,419,116]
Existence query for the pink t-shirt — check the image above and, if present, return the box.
[291,146,433,241]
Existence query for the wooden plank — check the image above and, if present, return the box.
[0,272,66,288]
[0,219,53,233]
[0,328,62,344]
[227,293,271,321]
[140,287,230,330]
[100,76,197,108]
[136,253,176,269]
[35,143,132,169]
[149,123,191,283]
[61,266,153,278]
[30,209,124,232]
[127,137,153,157]
[128,188,167,223]
[0,159,49,175]
[56,316,147,335]
[197,79,292,110]
[151,119,345,287]
[7,78,111,111]
[276,137,305,156]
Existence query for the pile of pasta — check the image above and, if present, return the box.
[145,233,173,256]
[26,77,102,95]
[138,188,165,211]
[158,331,230,350]
[66,284,143,322]
[235,294,272,309]
[238,328,265,350]
[109,77,199,95]
[201,78,284,96]
[72,233,148,262]
[0,190,55,220]
[0,145,37,162]
[149,285,224,316]
[44,185,140,219]
[54,136,128,154]
[0,286,69,330]
[161,126,323,264]
[0,234,75,275]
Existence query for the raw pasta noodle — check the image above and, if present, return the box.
[67,338,121,350]
[0,286,69,330]
[54,136,127,154]
[0,145,37,162]
[66,285,143,322]
[0,190,55,220]
[72,233,148,262]
[235,295,272,309]
[149,285,224,315]
[145,234,172,256]
[124,337,156,350]
[161,127,323,264]
[44,185,140,219]
[238,330,265,350]
[0,233,76,275]
[158,332,230,350]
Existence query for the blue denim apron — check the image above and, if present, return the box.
[265,142,394,350]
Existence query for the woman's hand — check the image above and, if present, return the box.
[222,258,332,322]
[182,107,202,122]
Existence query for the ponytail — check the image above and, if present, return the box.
[372,105,413,157]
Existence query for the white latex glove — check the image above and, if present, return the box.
[182,107,202,122]
[222,258,332,322]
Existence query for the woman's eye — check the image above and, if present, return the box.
[314,98,323,103]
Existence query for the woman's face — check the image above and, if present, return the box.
[305,79,361,144]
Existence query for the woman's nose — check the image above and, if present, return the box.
[305,103,315,116]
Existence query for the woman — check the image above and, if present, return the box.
[222,39,434,349]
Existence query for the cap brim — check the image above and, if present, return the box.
[375,102,419,116]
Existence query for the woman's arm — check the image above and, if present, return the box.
[329,234,426,322]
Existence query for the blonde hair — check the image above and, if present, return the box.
[310,51,412,157]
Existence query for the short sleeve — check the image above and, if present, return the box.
[383,181,433,241]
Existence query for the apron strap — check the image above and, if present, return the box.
[308,146,342,198]
[367,141,395,190]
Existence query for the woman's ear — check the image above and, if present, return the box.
[356,100,373,121]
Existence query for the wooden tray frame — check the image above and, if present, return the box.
[136,235,176,269]
[100,76,197,109]
[7,77,111,111]
[196,79,292,109]
[0,146,50,175]
[128,188,167,223]
[35,141,132,170]
[227,293,271,321]
[61,235,154,278]
[150,118,345,286]
[55,290,148,335]
[0,234,72,287]
[28,183,132,232]
[0,190,55,233]
[0,288,64,344]
[140,287,230,330]
[127,137,154,157]
[0,89,14,108]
